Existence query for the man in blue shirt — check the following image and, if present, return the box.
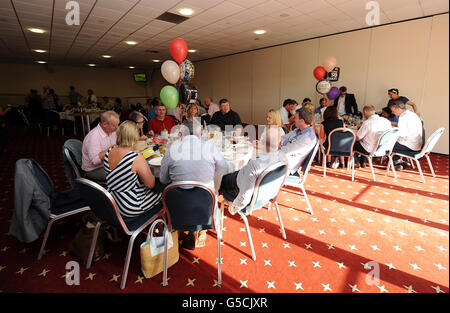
[280,107,318,174]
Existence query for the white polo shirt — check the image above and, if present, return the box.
[397,110,423,151]
[356,114,392,153]
[337,95,346,116]
[280,106,290,125]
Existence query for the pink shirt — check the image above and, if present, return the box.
[208,102,220,117]
[82,124,117,172]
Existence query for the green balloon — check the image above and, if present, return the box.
[160,85,179,109]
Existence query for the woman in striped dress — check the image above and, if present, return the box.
[104,120,162,217]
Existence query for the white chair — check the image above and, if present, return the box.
[284,141,319,215]
[391,128,445,183]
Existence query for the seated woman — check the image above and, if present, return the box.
[319,106,345,168]
[104,121,163,218]
[129,110,148,141]
[381,106,398,126]
[258,109,285,147]
[302,103,319,137]
[182,102,209,127]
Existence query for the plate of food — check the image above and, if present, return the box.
[148,157,163,167]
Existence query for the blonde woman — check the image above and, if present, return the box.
[266,109,286,136]
[104,120,163,218]
[257,109,285,149]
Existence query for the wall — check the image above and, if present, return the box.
[187,14,449,154]
[0,62,154,107]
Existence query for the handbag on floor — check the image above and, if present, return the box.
[140,219,179,279]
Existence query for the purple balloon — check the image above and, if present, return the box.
[327,86,339,100]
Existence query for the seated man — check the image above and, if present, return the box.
[280,98,296,130]
[148,102,177,136]
[159,118,228,250]
[219,126,287,215]
[353,105,392,167]
[82,110,120,183]
[390,101,423,171]
[210,98,242,131]
[280,107,318,175]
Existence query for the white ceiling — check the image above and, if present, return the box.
[0,0,448,69]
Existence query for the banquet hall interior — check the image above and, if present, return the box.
[0,0,449,294]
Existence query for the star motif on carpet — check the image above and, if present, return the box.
[59,251,68,257]
[385,263,396,270]
[377,285,389,293]
[264,260,272,266]
[431,286,444,293]
[403,285,417,293]
[336,262,346,269]
[348,284,360,292]
[305,243,312,249]
[240,258,247,265]
[38,269,50,277]
[0,265,6,272]
[240,280,248,288]
[85,273,96,280]
[134,276,144,284]
[288,261,296,267]
[321,283,332,292]
[312,261,321,268]
[294,282,303,291]
[261,242,268,248]
[266,281,275,289]
[186,278,196,287]
[434,264,446,270]
[192,257,200,264]
[15,267,28,275]
[409,263,421,271]
[213,280,221,287]
[102,253,112,260]
[110,274,120,282]
[283,243,290,249]
[240,242,246,247]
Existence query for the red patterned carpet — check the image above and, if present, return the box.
[0,126,448,293]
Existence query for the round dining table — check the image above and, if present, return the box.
[145,135,254,192]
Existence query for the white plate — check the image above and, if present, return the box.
[148,157,163,166]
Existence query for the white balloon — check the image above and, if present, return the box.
[161,60,180,84]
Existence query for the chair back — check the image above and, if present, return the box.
[29,159,54,198]
[299,141,319,184]
[372,128,399,157]
[161,181,216,232]
[74,178,129,232]
[245,162,288,214]
[63,139,83,188]
[417,128,445,159]
[327,127,356,157]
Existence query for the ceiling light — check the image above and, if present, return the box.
[33,49,47,53]
[188,49,197,53]
[36,61,47,64]
[125,41,138,45]
[28,28,46,34]
[178,8,194,16]
[152,59,161,63]
[87,64,96,67]
[253,30,266,35]
[128,66,135,69]
[102,55,112,58]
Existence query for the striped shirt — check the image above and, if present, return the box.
[104,149,161,218]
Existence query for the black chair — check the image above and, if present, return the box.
[322,127,356,181]
[161,181,221,285]
[63,139,84,188]
[21,159,90,260]
[220,162,289,261]
[74,178,164,290]
[284,141,319,215]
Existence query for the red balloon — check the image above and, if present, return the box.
[313,66,326,81]
[169,38,188,64]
